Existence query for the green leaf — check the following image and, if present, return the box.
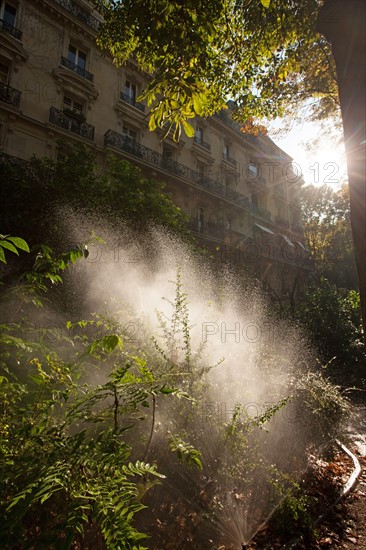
[0,247,6,263]
[192,94,204,116]
[261,0,271,7]
[182,119,195,138]
[102,334,121,352]
[148,113,158,132]
[0,240,19,254]
[160,386,178,394]
[7,236,30,251]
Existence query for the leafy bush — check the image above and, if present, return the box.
[295,278,363,368]
[0,245,200,549]
[0,242,354,548]
[270,482,316,540]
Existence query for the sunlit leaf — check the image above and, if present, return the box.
[181,119,195,138]
[7,237,30,252]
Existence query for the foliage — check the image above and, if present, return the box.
[168,435,203,469]
[93,0,340,138]
[294,278,363,368]
[0,145,190,251]
[300,183,358,289]
[271,482,316,540]
[1,243,355,547]
[290,368,351,444]
[0,248,201,549]
[0,235,29,264]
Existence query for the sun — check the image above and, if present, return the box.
[297,142,347,189]
[269,120,348,189]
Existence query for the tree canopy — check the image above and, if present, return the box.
[300,183,358,289]
[94,0,366,348]
[94,0,340,138]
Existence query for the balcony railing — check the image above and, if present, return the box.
[194,136,211,151]
[0,18,22,40]
[61,57,94,82]
[120,92,145,113]
[223,153,236,167]
[104,130,253,208]
[51,0,101,32]
[49,106,94,141]
[224,185,251,206]
[0,82,21,108]
[189,218,249,245]
[190,218,227,240]
[247,174,267,188]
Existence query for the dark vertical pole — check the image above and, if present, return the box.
[318,0,366,348]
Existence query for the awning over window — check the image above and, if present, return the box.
[254,223,276,235]
[281,234,295,247]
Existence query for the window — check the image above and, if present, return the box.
[122,125,137,142]
[248,161,258,177]
[124,80,137,102]
[0,1,22,39]
[63,95,84,115]
[163,147,174,167]
[197,161,207,181]
[194,124,210,150]
[68,44,87,71]
[223,143,230,159]
[197,207,205,232]
[195,126,203,144]
[1,2,17,27]
[0,60,9,84]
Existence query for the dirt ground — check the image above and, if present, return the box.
[313,455,366,549]
[249,406,366,550]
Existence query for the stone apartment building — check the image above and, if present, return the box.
[0,0,311,300]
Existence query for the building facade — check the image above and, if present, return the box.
[0,0,311,300]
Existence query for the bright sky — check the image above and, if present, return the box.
[268,120,348,190]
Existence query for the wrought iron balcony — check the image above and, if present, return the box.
[120,92,145,113]
[61,57,94,82]
[51,0,101,32]
[247,172,266,186]
[0,82,21,108]
[49,106,94,141]
[222,153,236,167]
[105,130,251,205]
[0,18,22,40]
[189,218,229,241]
[194,136,211,151]
[189,218,252,247]
[225,187,251,207]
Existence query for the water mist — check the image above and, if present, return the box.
[60,212,334,549]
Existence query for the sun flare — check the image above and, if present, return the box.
[270,121,348,189]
